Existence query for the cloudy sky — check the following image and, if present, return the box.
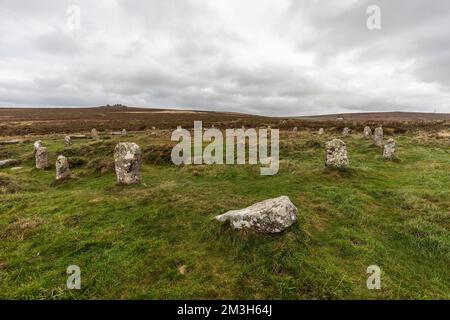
[0,0,449,116]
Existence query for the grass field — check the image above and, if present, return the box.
[0,129,449,299]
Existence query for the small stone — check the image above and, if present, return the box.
[383,138,396,160]
[318,128,324,135]
[373,127,383,147]
[121,129,127,136]
[33,140,42,152]
[91,128,100,140]
[56,155,71,180]
[35,147,49,169]
[342,127,350,136]
[363,126,372,139]
[325,139,349,168]
[114,142,142,184]
[215,196,298,233]
[0,159,19,168]
[64,135,72,147]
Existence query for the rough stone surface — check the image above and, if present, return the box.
[91,128,100,140]
[325,139,349,168]
[342,127,350,136]
[35,147,49,169]
[114,142,142,184]
[318,128,324,135]
[363,126,372,139]
[34,140,42,152]
[0,159,19,168]
[373,127,383,147]
[215,196,298,233]
[383,138,396,159]
[56,155,71,180]
[64,136,72,147]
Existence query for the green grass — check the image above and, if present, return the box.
[0,131,449,299]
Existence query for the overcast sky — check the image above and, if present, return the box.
[0,0,449,116]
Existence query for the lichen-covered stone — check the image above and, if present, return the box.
[91,128,100,140]
[363,126,372,139]
[342,127,350,136]
[64,135,72,147]
[383,138,396,160]
[215,196,298,233]
[35,147,49,169]
[33,140,42,152]
[56,155,71,180]
[325,139,349,168]
[373,127,383,147]
[318,128,324,135]
[114,142,142,184]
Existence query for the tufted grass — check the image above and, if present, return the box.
[0,130,449,299]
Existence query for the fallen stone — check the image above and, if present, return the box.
[10,167,23,171]
[215,196,298,233]
[325,138,349,168]
[0,140,21,145]
[0,159,19,168]
[114,142,142,184]
[383,138,396,160]
[56,155,71,180]
[35,147,49,169]
[373,127,383,147]
[70,134,88,139]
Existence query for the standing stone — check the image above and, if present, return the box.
[342,127,350,136]
[122,129,127,136]
[34,140,42,152]
[363,126,372,139]
[55,155,71,180]
[383,138,396,160]
[114,142,142,184]
[293,127,298,132]
[373,126,383,147]
[318,128,324,135]
[35,147,49,169]
[325,139,349,168]
[91,128,100,140]
[151,126,156,130]
[214,196,298,233]
[64,135,72,147]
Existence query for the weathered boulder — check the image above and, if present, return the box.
[373,127,383,147]
[91,128,100,140]
[383,138,396,160]
[114,142,142,184]
[33,140,42,152]
[64,135,72,147]
[363,126,372,139]
[56,155,71,180]
[35,147,49,169]
[318,128,324,135]
[342,127,350,136]
[215,196,298,233]
[0,159,19,168]
[325,139,349,168]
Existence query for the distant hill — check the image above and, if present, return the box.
[298,111,450,121]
